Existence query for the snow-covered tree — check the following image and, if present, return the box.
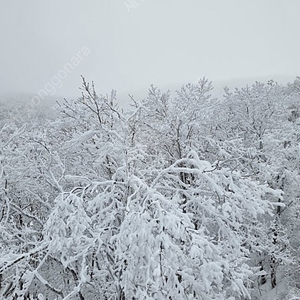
[1,77,300,299]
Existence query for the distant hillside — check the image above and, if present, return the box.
[0,93,64,123]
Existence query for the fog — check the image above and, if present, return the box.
[1,0,300,104]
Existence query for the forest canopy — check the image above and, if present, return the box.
[1,77,300,299]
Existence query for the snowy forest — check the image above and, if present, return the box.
[1,76,300,300]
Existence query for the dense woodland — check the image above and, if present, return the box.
[1,77,300,299]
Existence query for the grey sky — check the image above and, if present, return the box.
[1,0,299,100]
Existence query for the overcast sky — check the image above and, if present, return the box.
[1,0,300,100]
